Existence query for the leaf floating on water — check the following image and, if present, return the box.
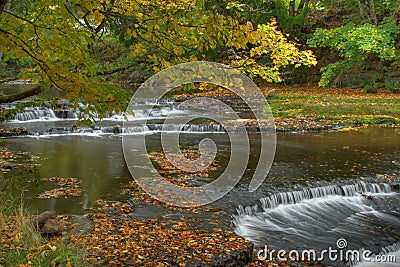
[38,177,83,199]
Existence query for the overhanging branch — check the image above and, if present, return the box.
[90,60,150,77]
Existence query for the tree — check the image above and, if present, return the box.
[308,0,400,88]
[0,0,317,118]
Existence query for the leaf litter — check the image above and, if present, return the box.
[38,177,83,199]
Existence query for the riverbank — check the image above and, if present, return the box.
[0,148,85,266]
[0,145,261,266]
[173,85,400,132]
[0,142,321,267]
[1,85,399,136]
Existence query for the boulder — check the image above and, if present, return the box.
[127,70,146,89]
[113,125,122,134]
[32,211,57,229]
[267,89,276,97]
[0,127,28,137]
[32,211,63,235]
[40,219,63,235]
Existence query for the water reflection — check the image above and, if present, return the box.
[1,127,399,215]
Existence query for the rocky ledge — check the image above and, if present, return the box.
[0,126,28,137]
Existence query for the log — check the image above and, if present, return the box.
[0,84,45,103]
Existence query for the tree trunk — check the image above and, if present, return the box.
[289,0,296,16]
[0,0,7,13]
[355,0,368,22]
[298,0,309,13]
[368,0,378,24]
[390,0,399,22]
[4,0,10,11]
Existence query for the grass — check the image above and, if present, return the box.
[0,202,85,267]
[267,87,400,125]
[0,147,85,267]
[172,85,400,126]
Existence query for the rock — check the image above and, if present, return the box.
[32,211,57,229]
[1,163,18,170]
[113,125,122,134]
[127,70,146,89]
[392,183,399,191]
[56,101,73,109]
[32,211,63,235]
[245,125,260,133]
[43,101,51,109]
[362,193,374,200]
[0,127,28,137]
[40,219,63,235]
[267,89,276,97]
[128,70,146,80]
[365,87,378,93]
[384,71,400,92]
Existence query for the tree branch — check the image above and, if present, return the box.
[64,3,88,29]
[3,10,52,30]
[0,77,18,83]
[93,0,116,34]
[0,84,45,103]
[90,60,149,77]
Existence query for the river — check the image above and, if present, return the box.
[1,97,399,266]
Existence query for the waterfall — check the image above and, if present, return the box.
[7,98,184,123]
[236,181,397,216]
[14,107,58,121]
[5,98,230,136]
[233,181,400,266]
[12,106,82,121]
[123,123,226,134]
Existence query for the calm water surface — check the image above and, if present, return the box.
[2,127,399,215]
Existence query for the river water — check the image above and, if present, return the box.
[1,98,400,266]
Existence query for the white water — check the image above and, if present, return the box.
[3,100,227,136]
[352,242,400,267]
[233,181,400,266]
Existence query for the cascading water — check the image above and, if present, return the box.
[14,107,58,121]
[2,94,400,266]
[11,105,108,122]
[233,181,400,266]
[2,99,229,136]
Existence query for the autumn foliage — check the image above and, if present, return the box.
[0,0,316,112]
